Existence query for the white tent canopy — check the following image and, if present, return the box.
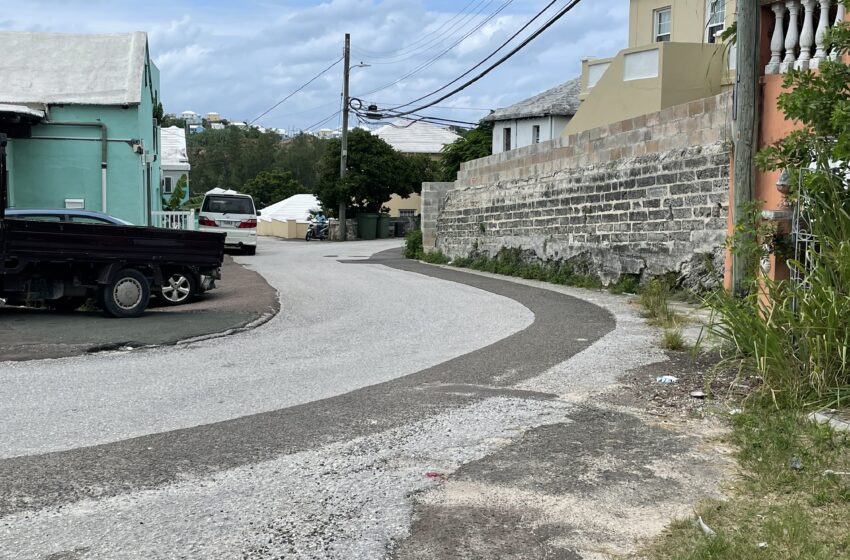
[259,194,322,223]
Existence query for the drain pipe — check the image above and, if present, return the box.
[43,121,108,212]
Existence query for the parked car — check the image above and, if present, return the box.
[5,207,215,306]
[5,208,133,225]
[198,193,259,254]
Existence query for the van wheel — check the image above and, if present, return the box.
[159,270,197,306]
[244,245,257,255]
[102,268,150,318]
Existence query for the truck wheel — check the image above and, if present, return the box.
[159,270,197,306]
[102,268,150,318]
[244,245,257,255]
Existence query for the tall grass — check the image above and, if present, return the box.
[707,188,850,408]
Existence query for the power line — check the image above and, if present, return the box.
[249,56,343,125]
[302,109,342,132]
[350,0,483,60]
[351,0,499,66]
[354,0,515,98]
[380,0,584,118]
[387,0,561,112]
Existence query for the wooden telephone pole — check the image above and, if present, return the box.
[339,33,351,241]
[732,0,760,293]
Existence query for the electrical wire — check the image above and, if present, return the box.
[302,110,342,132]
[380,0,584,118]
[354,0,515,98]
[386,0,561,112]
[249,56,343,125]
[350,0,485,61]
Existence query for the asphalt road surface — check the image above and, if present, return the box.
[0,255,279,361]
[0,238,624,559]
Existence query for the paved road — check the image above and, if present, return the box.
[0,238,621,559]
[0,255,279,361]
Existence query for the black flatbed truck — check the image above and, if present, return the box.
[0,133,225,318]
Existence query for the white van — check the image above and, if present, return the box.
[198,192,259,254]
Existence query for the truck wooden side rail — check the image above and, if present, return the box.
[0,132,226,318]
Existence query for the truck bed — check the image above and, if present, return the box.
[1,218,225,268]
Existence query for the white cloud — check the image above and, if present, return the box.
[0,0,630,130]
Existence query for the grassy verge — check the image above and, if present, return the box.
[635,405,850,560]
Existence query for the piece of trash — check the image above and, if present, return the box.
[656,376,679,384]
[697,516,716,538]
[690,391,706,399]
[790,457,803,471]
[823,469,850,476]
[425,471,447,482]
[729,408,742,415]
[758,542,769,550]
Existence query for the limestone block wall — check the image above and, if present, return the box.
[421,182,456,250]
[430,93,732,288]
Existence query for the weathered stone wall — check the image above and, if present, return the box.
[431,93,731,289]
[421,182,456,250]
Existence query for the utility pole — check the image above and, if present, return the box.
[339,33,351,241]
[732,0,760,294]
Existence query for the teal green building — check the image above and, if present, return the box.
[0,31,162,225]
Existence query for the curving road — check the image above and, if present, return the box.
[0,238,616,559]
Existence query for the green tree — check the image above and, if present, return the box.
[316,129,422,215]
[276,133,329,190]
[439,121,493,181]
[242,170,306,208]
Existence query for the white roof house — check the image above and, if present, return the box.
[259,194,322,223]
[161,126,190,172]
[0,31,149,107]
[483,77,582,154]
[373,120,460,155]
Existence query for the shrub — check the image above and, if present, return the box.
[404,229,424,260]
[662,329,687,351]
[640,278,677,327]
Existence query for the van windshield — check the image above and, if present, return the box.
[202,196,255,215]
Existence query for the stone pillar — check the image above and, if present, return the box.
[766,3,787,75]
[781,0,801,73]
[811,0,832,68]
[796,0,817,69]
[421,181,456,252]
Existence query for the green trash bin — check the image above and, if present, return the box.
[376,213,391,239]
[356,213,379,240]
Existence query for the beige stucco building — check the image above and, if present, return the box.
[564,0,736,136]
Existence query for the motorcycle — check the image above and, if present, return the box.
[305,219,329,241]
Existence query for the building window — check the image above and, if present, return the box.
[705,0,725,43]
[399,209,416,218]
[164,176,173,194]
[503,128,512,152]
[532,125,541,144]
[654,7,671,42]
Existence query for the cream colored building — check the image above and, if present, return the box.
[374,120,459,217]
[564,0,736,136]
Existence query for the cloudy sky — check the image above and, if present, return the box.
[0,0,629,131]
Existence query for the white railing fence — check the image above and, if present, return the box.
[151,210,195,230]
[766,0,846,75]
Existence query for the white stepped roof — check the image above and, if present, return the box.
[373,119,460,154]
[161,126,190,171]
[0,31,149,106]
[259,194,322,223]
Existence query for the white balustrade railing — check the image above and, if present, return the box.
[766,0,846,75]
[151,210,195,230]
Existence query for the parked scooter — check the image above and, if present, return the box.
[305,213,329,241]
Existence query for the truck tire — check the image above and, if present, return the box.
[159,270,197,306]
[244,245,257,255]
[102,268,150,318]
